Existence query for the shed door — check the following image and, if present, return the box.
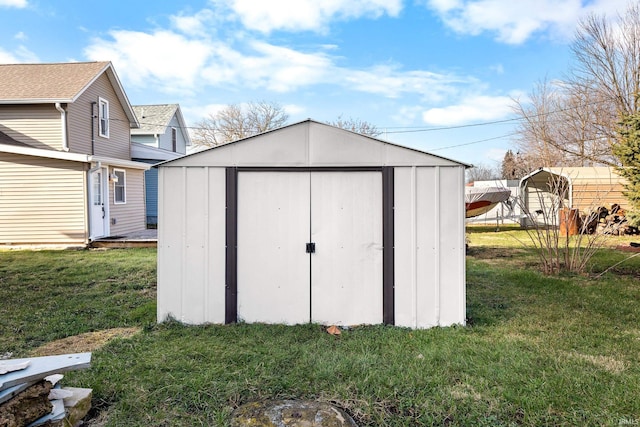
[310,172,383,325]
[237,172,311,324]
[236,171,383,325]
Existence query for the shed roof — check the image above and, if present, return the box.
[520,167,625,185]
[159,119,469,168]
[0,61,138,127]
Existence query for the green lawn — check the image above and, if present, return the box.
[1,233,639,426]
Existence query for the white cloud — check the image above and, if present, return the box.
[14,31,27,40]
[84,21,480,104]
[283,104,306,117]
[0,0,27,8]
[343,64,474,101]
[425,0,631,44]
[226,0,402,33]
[171,9,216,37]
[422,95,513,125]
[84,30,213,93]
[0,45,37,63]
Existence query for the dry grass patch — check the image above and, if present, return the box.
[449,383,484,401]
[561,351,628,374]
[29,327,141,357]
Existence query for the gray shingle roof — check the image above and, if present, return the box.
[0,62,110,102]
[131,104,179,135]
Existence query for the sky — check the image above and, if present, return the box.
[0,0,633,167]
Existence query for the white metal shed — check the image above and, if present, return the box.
[156,120,468,329]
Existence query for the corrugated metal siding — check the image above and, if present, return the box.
[157,166,227,324]
[0,153,86,244]
[393,166,466,328]
[67,73,131,159]
[108,167,146,235]
[0,104,63,150]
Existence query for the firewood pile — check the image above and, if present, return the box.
[584,204,640,235]
[0,353,92,427]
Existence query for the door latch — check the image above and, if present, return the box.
[305,242,316,253]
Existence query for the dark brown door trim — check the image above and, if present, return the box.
[225,167,238,324]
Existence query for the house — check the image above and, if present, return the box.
[131,104,190,225]
[519,167,629,226]
[0,61,149,245]
[156,119,469,329]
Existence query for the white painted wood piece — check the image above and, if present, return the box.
[0,353,91,391]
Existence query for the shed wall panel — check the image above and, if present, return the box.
[437,166,466,326]
[157,167,185,321]
[182,167,207,323]
[206,168,227,324]
[0,153,86,244]
[392,167,416,327]
[394,166,466,328]
[416,167,439,328]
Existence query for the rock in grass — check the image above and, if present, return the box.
[231,400,358,427]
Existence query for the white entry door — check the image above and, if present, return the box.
[236,171,383,325]
[89,168,107,240]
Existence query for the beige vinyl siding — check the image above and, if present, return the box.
[0,104,63,150]
[0,153,87,244]
[67,73,131,159]
[108,167,145,235]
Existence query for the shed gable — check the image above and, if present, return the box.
[161,120,465,168]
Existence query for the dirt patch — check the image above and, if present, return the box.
[29,327,141,357]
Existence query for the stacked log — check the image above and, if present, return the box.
[588,204,640,236]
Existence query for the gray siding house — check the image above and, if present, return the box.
[0,61,149,245]
[131,104,190,225]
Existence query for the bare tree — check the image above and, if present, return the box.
[512,4,640,167]
[466,163,500,184]
[512,79,615,167]
[192,101,289,147]
[326,115,382,137]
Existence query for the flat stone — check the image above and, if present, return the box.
[62,387,92,427]
[231,400,358,427]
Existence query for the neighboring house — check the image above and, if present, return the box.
[130,104,190,225]
[0,61,150,245]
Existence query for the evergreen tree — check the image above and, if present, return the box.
[614,114,640,226]
[501,150,518,179]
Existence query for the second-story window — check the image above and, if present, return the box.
[98,97,109,138]
[172,127,177,152]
